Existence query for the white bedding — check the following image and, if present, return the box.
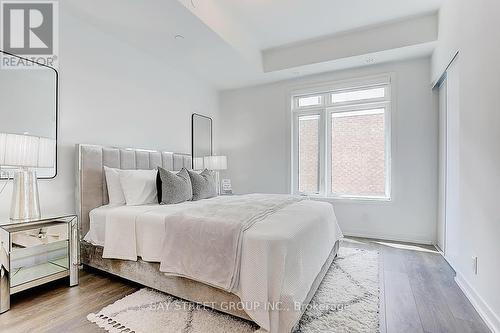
[85,204,167,262]
[84,195,342,333]
[159,194,304,291]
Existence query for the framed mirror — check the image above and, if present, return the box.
[0,50,58,178]
[191,113,213,170]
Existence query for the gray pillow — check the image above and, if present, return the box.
[158,167,193,204]
[188,169,217,201]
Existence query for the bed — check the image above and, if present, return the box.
[76,144,342,333]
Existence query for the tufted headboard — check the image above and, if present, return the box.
[76,144,192,238]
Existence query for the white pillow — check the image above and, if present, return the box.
[119,169,158,206]
[104,166,126,205]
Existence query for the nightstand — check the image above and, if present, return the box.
[0,215,79,313]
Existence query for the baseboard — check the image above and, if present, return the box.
[455,273,500,333]
[432,246,457,271]
[342,231,434,245]
[442,253,457,272]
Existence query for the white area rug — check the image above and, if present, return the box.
[87,247,379,333]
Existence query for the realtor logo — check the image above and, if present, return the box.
[1,1,58,69]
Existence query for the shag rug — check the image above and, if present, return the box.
[87,247,379,333]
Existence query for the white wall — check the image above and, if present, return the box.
[432,0,500,331]
[0,2,219,218]
[218,57,438,244]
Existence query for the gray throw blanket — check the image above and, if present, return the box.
[159,194,303,291]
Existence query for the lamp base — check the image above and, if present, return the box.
[10,168,40,221]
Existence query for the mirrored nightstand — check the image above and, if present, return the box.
[0,215,78,313]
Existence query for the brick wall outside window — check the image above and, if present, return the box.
[298,116,319,193]
[331,112,385,196]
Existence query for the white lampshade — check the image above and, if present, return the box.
[193,157,204,170]
[0,133,55,168]
[203,155,227,171]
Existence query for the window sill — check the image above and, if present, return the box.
[298,194,392,203]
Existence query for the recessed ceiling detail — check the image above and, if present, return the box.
[262,14,438,72]
[173,0,441,88]
[64,0,443,90]
[215,0,444,49]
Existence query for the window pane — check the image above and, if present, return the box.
[298,115,320,193]
[331,87,385,104]
[331,109,386,197]
[298,95,322,107]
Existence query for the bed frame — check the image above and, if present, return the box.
[76,144,339,327]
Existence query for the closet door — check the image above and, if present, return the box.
[437,79,447,253]
[444,57,460,267]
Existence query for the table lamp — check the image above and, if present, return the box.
[203,155,227,195]
[0,133,56,220]
[193,157,204,170]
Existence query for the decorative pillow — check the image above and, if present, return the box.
[188,169,217,201]
[104,166,126,205]
[158,167,193,204]
[119,169,158,206]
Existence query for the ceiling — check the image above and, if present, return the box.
[214,0,444,50]
[62,0,260,86]
[63,0,444,90]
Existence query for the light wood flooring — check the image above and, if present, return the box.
[0,237,491,333]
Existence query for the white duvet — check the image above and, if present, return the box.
[84,194,342,333]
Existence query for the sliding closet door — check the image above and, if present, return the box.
[444,57,460,267]
[437,79,447,253]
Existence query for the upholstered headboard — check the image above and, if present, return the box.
[76,144,192,238]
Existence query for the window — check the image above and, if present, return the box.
[292,76,391,199]
[331,87,385,104]
[330,109,386,197]
[297,95,322,107]
[298,114,320,193]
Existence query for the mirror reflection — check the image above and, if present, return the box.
[0,52,57,178]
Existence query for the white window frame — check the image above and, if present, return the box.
[290,74,393,201]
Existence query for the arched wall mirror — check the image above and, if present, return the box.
[0,50,58,179]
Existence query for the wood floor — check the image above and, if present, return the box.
[343,237,490,333]
[0,237,490,333]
